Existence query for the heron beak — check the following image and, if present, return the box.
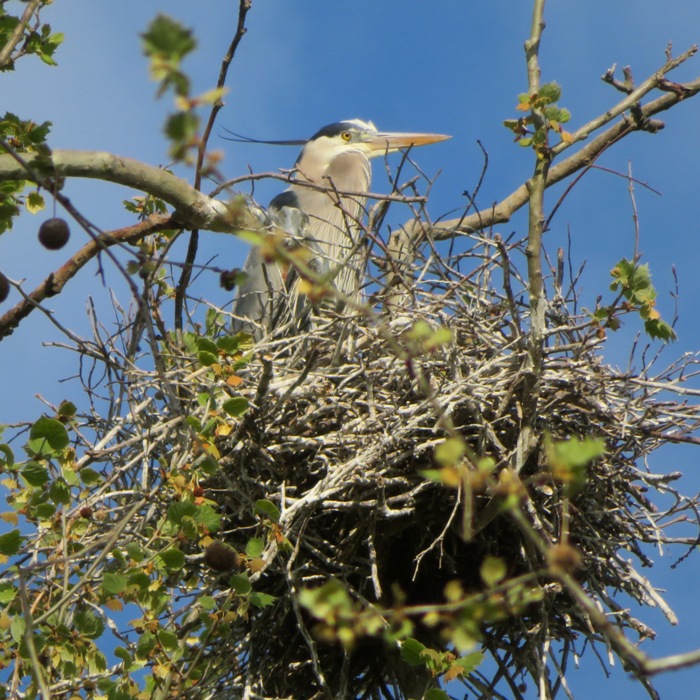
[365,131,451,155]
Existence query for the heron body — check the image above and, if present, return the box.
[232,119,449,336]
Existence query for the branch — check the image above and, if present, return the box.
[0,0,42,68]
[175,0,252,331]
[554,44,697,156]
[0,214,174,340]
[419,71,700,240]
[0,150,259,233]
[506,0,549,474]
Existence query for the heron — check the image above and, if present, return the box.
[231,119,450,336]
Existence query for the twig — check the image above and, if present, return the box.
[0,0,42,68]
[174,0,252,331]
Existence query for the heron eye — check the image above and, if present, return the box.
[341,131,352,142]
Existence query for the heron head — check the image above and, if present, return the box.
[297,119,450,177]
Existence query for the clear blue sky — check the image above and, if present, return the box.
[2,1,700,697]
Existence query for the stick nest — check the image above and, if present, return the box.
[190,237,700,699]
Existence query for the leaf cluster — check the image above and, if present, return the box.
[607,258,676,341]
[0,395,279,698]
[0,6,63,71]
[0,113,52,232]
[141,14,227,163]
[503,81,573,154]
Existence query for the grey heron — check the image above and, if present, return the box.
[231,119,450,336]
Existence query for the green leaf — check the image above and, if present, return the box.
[29,416,69,451]
[193,503,221,532]
[114,646,132,669]
[96,678,117,693]
[126,542,145,563]
[254,499,280,524]
[236,230,265,246]
[480,555,507,587]
[62,465,80,486]
[408,320,432,340]
[196,337,218,354]
[102,572,128,596]
[79,467,102,485]
[197,351,219,367]
[49,477,71,505]
[34,502,56,519]
[165,111,198,144]
[0,581,17,604]
[199,455,219,475]
[142,15,197,63]
[245,537,264,559]
[33,26,63,66]
[199,595,216,611]
[157,629,178,650]
[451,626,478,654]
[547,435,605,469]
[127,571,152,592]
[74,608,105,639]
[420,469,443,482]
[10,615,25,644]
[250,591,276,608]
[0,529,22,555]
[425,689,450,700]
[167,500,197,525]
[21,461,49,487]
[400,638,427,666]
[425,326,453,349]
[57,400,77,418]
[222,397,248,417]
[434,438,466,467]
[166,501,220,538]
[25,191,45,214]
[0,443,15,468]
[136,630,156,659]
[645,318,677,342]
[216,335,243,353]
[230,573,252,595]
[158,548,186,570]
[546,434,605,494]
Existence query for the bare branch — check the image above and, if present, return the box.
[176,0,253,331]
[0,214,173,340]
[421,72,700,239]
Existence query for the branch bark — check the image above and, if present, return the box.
[0,150,259,233]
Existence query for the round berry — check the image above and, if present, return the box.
[39,218,70,250]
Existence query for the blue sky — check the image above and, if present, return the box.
[2,1,700,697]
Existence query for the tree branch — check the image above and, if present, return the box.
[0,0,42,69]
[551,44,697,156]
[175,0,252,331]
[0,214,174,340]
[0,150,258,233]
[416,72,700,240]
[517,0,548,470]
